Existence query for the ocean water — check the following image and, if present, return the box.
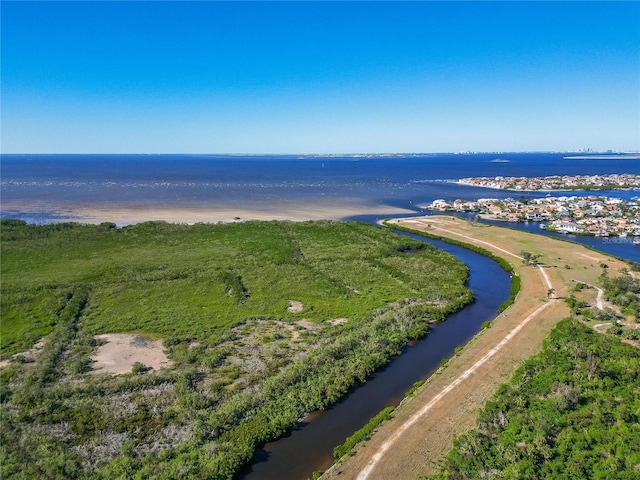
[2,152,639,261]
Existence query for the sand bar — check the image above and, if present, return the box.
[1,200,415,226]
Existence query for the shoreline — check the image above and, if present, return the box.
[455,182,638,193]
[456,181,573,192]
[0,201,416,226]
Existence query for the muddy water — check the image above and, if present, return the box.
[238,231,511,480]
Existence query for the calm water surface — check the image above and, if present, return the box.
[2,152,639,211]
[3,153,638,260]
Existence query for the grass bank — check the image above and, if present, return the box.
[383,219,521,313]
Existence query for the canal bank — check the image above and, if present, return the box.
[322,216,631,479]
[238,222,512,480]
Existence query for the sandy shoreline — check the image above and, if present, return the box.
[1,201,416,226]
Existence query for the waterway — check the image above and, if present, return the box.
[238,230,512,480]
[482,219,640,264]
[433,212,640,264]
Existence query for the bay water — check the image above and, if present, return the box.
[2,152,638,261]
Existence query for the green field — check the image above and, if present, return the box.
[0,219,471,478]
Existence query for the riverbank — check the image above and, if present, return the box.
[322,215,630,479]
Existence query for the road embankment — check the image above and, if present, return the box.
[322,215,629,480]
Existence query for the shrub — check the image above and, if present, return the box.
[131,362,147,375]
[333,406,394,459]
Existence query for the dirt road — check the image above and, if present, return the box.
[322,215,628,480]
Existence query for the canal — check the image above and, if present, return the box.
[238,229,512,480]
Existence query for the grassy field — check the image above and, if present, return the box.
[0,219,472,479]
[1,219,470,355]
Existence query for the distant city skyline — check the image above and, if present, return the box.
[2,1,639,154]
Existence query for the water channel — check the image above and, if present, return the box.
[436,211,640,264]
[238,229,512,480]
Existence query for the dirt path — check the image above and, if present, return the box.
[322,215,629,480]
[591,283,605,309]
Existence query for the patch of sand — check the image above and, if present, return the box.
[290,320,323,339]
[328,318,348,326]
[2,200,415,226]
[287,300,304,313]
[90,334,172,375]
[296,320,322,331]
[0,339,45,368]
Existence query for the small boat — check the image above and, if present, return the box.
[634,238,640,246]
[539,223,546,230]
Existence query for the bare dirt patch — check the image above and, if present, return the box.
[287,319,323,340]
[287,300,304,313]
[296,319,322,331]
[328,318,348,326]
[0,339,45,368]
[90,334,172,375]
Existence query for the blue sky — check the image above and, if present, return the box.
[2,1,639,154]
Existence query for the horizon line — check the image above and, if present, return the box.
[2,150,639,156]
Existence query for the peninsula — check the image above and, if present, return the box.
[458,173,640,191]
[427,195,640,237]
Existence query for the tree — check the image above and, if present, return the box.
[520,251,541,266]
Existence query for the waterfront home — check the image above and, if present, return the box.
[550,220,581,233]
[430,199,450,210]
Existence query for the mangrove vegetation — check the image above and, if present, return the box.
[0,219,472,479]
